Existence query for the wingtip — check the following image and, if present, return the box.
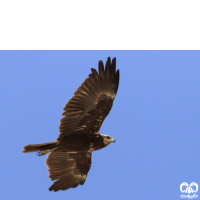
[107,56,111,60]
[112,57,116,62]
[107,57,116,65]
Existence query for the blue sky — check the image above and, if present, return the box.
[1,51,200,200]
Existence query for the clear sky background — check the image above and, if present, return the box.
[1,51,200,200]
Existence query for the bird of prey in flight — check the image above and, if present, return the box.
[22,57,120,192]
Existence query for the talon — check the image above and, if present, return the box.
[36,151,42,156]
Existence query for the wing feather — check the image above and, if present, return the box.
[46,151,91,192]
[58,57,119,139]
[98,60,105,78]
[105,57,111,78]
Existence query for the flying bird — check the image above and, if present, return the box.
[22,57,120,192]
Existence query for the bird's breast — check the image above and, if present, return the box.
[57,135,104,152]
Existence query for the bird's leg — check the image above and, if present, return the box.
[36,147,59,156]
[36,151,42,156]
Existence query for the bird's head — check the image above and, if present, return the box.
[101,134,116,147]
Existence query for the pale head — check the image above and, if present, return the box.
[101,134,116,147]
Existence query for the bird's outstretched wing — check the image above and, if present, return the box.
[46,151,91,192]
[58,57,119,140]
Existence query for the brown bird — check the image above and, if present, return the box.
[22,57,120,192]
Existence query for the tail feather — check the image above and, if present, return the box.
[22,141,57,154]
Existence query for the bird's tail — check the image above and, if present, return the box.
[22,141,57,156]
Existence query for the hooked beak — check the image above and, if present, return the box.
[113,139,116,143]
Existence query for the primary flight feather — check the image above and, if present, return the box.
[22,57,120,192]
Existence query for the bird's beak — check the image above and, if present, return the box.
[113,139,116,143]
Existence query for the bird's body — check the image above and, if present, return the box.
[29,134,109,155]
[22,57,119,192]
[56,134,104,152]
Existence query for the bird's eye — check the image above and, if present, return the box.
[106,136,110,139]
